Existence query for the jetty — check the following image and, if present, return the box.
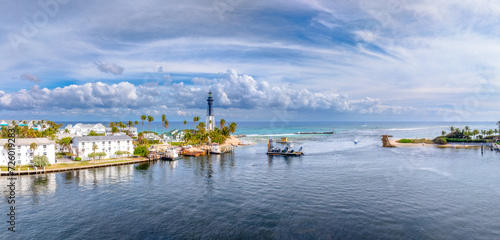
[0,158,150,176]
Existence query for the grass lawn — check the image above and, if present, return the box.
[397,138,434,144]
[1,157,147,172]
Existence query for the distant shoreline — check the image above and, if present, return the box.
[389,138,489,149]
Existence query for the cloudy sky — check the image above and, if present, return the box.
[1,0,499,122]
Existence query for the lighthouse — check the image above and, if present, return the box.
[206,91,215,131]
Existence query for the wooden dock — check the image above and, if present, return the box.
[0,158,151,176]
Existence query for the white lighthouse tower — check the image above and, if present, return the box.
[206,91,215,131]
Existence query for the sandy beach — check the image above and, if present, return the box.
[389,138,483,149]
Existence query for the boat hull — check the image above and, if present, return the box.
[267,152,304,156]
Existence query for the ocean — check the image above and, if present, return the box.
[1,121,500,239]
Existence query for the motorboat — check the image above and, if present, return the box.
[210,143,222,154]
[267,139,304,156]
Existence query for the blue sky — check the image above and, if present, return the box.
[1,0,499,122]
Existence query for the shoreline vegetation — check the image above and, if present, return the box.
[387,124,500,149]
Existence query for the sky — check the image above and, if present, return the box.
[1,0,499,122]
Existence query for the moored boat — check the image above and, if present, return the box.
[267,139,304,156]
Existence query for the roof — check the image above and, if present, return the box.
[73,135,132,142]
[0,138,55,146]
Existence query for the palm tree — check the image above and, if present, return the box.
[497,121,500,134]
[147,116,154,132]
[184,132,192,144]
[164,119,169,133]
[441,130,446,136]
[141,115,147,132]
[183,120,187,128]
[193,116,200,129]
[92,144,98,163]
[465,126,470,132]
[229,122,237,134]
[109,122,115,128]
[219,119,226,130]
[450,126,455,132]
[473,129,479,139]
[161,114,166,134]
[128,121,133,132]
[3,143,10,152]
[197,122,206,132]
[30,142,38,153]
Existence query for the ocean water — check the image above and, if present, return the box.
[2,121,500,239]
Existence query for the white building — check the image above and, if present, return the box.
[105,126,138,137]
[71,135,134,160]
[143,133,161,141]
[0,138,56,166]
[0,119,48,131]
[64,123,106,136]
[161,129,185,142]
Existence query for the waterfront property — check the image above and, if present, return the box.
[71,135,135,160]
[143,133,161,141]
[0,119,49,131]
[64,123,106,136]
[105,126,138,136]
[161,129,185,142]
[0,138,56,166]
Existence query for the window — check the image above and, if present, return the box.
[43,145,47,149]
[82,142,85,146]
[30,153,33,156]
[109,141,111,144]
[17,153,21,157]
[109,147,111,150]
[102,141,105,145]
[43,152,47,156]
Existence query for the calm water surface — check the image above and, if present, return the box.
[2,122,500,239]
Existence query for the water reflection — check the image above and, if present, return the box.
[136,162,150,170]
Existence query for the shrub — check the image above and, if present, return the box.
[434,138,447,145]
[33,155,51,167]
[75,157,82,161]
[398,139,412,143]
[133,146,149,157]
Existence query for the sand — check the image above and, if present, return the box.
[389,138,482,149]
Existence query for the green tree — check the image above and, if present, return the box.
[33,155,50,167]
[193,116,200,129]
[92,144,98,163]
[161,114,166,134]
[441,130,446,136]
[148,115,154,131]
[112,126,119,135]
[472,129,479,139]
[133,146,149,157]
[229,122,237,134]
[30,142,38,153]
[141,115,147,132]
[219,119,226,130]
[163,119,169,134]
[57,137,72,152]
[197,122,206,132]
[183,120,187,128]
